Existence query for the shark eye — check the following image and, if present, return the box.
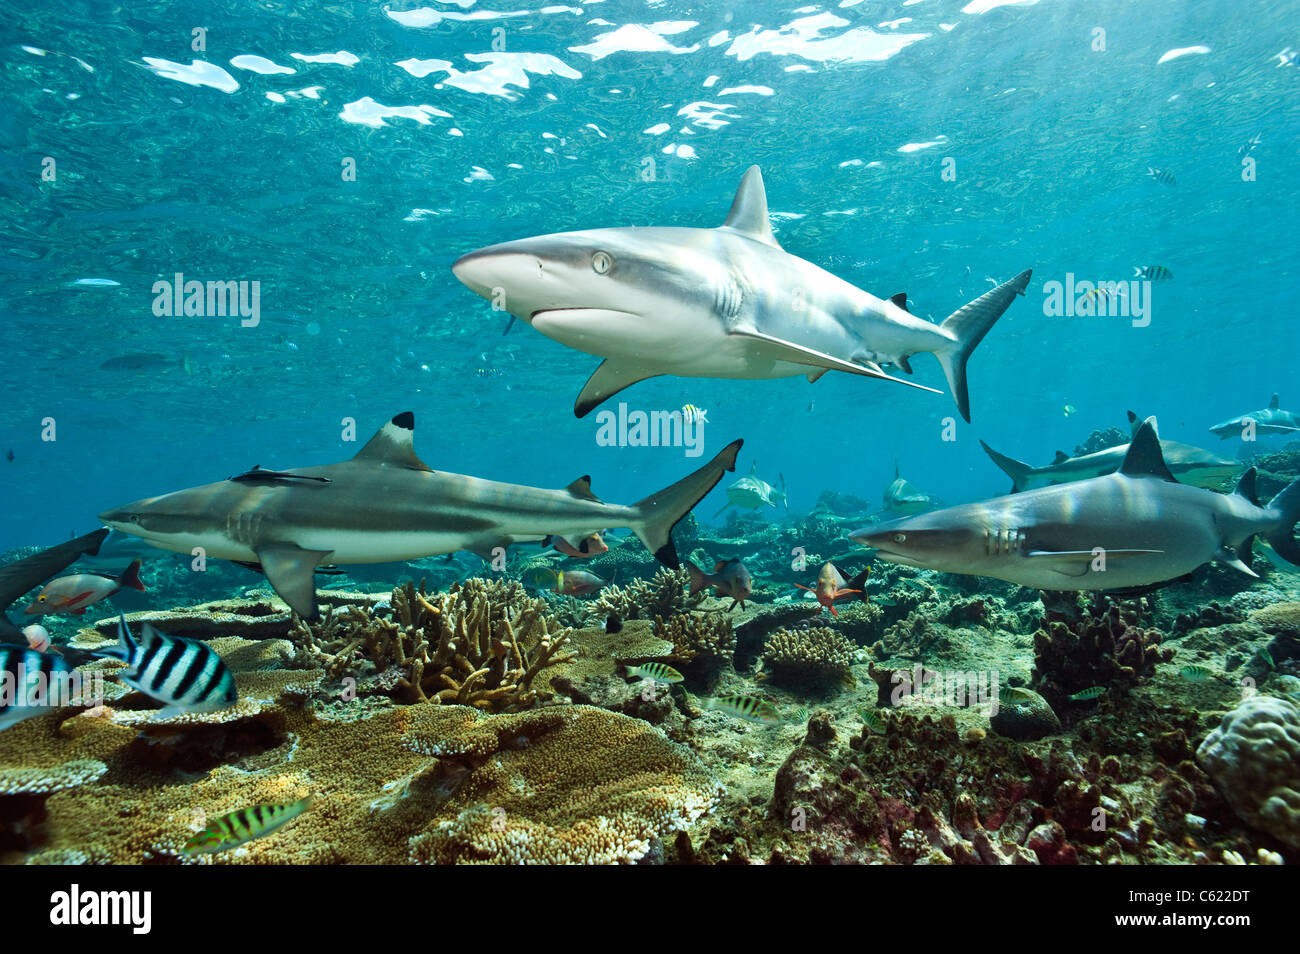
[893,533,907,543]
[591,251,612,274]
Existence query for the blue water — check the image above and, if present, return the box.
[2,0,1297,552]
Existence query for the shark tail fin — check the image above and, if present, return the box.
[1265,476,1300,566]
[936,269,1032,422]
[633,440,743,567]
[979,439,1033,493]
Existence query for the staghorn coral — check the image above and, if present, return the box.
[400,704,722,864]
[1197,694,1300,849]
[1031,595,1174,719]
[292,578,573,712]
[761,626,855,694]
[590,567,699,622]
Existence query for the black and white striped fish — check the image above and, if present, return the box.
[104,614,237,717]
[1146,167,1176,186]
[0,646,74,730]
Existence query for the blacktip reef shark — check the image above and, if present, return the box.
[99,413,742,619]
[1209,394,1300,440]
[0,528,109,643]
[452,166,1032,421]
[981,411,1240,493]
[851,418,1300,592]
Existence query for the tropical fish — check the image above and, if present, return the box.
[1063,404,1077,416]
[1209,394,1300,441]
[604,614,622,634]
[795,561,869,616]
[686,557,753,610]
[542,533,608,559]
[21,624,50,653]
[1180,665,1213,682]
[703,694,780,724]
[0,528,109,642]
[25,559,145,616]
[0,647,75,730]
[715,463,786,516]
[1254,647,1275,670]
[1134,266,1173,282]
[100,412,741,619]
[859,708,887,735]
[1069,686,1107,701]
[1146,167,1176,186]
[681,404,707,425]
[981,412,1239,493]
[102,614,238,717]
[183,798,310,854]
[526,567,607,597]
[452,166,1031,422]
[624,662,683,684]
[998,686,1038,704]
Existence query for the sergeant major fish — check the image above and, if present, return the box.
[103,614,238,718]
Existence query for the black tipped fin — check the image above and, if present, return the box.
[1052,451,1069,465]
[1118,418,1178,482]
[566,476,602,502]
[890,293,909,312]
[352,413,432,472]
[1270,394,1280,410]
[1234,467,1259,506]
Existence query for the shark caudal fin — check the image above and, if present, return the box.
[936,269,1031,422]
[633,440,743,567]
[1265,474,1300,566]
[979,439,1034,493]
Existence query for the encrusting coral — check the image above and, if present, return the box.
[292,578,574,712]
[761,625,855,693]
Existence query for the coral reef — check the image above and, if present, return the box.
[292,579,573,712]
[1031,595,1174,720]
[590,567,699,622]
[1197,694,1300,849]
[989,690,1060,741]
[761,626,855,694]
[652,611,735,686]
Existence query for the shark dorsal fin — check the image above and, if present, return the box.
[720,166,780,248]
[890,293,909,312]
[352,412,432,472]
[1052,451,1069,464]
[1126,410,1141,437]
[1119,417,1178,482]
[566,476,601,502]
[1234,467,1259,506]
[1270,394,1280,410]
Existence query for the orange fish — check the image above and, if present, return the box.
[795,562,869,616]
[542,533,608,559]
[25,559,145,616]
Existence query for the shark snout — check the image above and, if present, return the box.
[452,244,545,302]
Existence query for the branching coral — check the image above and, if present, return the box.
[292,578,574,712]
[590,567,699,622]
[761,626,855,694]
[1031,595,1174,718]
[652,612,735,686]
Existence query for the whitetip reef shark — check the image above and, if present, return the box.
[1209,393,1300,440]
[852,417,1300,592]
[100,412,742,619]
[452,165,1031,421]
[981,411,1240,493]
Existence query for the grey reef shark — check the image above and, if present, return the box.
[981,411,1240,493]
[99,413,742,619]
[452,165,1032,422]
[853,417,1300,593]
[1209,393,1300,440]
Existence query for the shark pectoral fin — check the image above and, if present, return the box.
[574,360,664,418]
[729,329,941,394]
[256,544,332,619]
[806,368,828,383]
[1025,548,1164,576]
[1217,547,1259,578]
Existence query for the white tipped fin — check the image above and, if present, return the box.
[720,166,781,248]
[1217,547,1259,578]
[730,328,942,394]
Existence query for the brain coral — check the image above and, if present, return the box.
[1197,694,1300,849]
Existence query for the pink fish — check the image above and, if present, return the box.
[552,569,607,597]
[25,559,145,616]
[22,624,50,653]
[795,562,869,616]
[542,533,608,559]
[686,558,753,611]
